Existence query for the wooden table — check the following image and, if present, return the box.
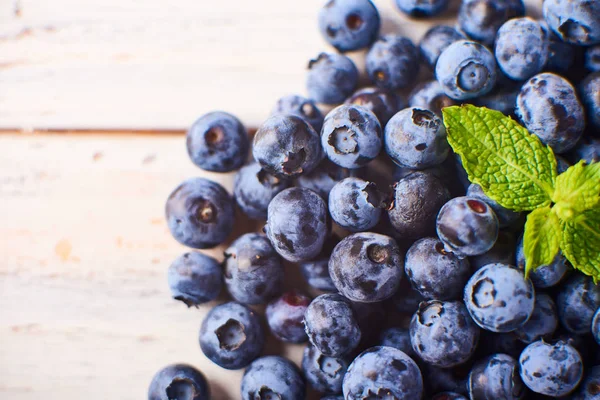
[0,1,542,399]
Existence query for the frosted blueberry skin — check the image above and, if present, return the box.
[580,73,600,130]
[458,0,525,46]
[271,94,324,132]
[307,53,359,105]
[593,308,600,345]
[388,171,451,240]
[470,231,517,270]
[514,293,558,344]
[318,0,380,53]
[304,294,362,357]
[345,87,404,126]
[223,233,284,305]
[572,365,600,400]
[394,0,449,17]
[466,184,521,228]
[436,196,499,259]
[409,80,458,117]
[519,340,584,397]
[410,300,480,368]
[543,0,600,46]
[419,25,465,69]
[343,346,424,400]
[568,136,600,164]
[405,237,472,301]
[468,353,527,400]
[165,177,234,249]
[328,177,382,232]
[199,302,264,370]
[302,344,349,394]
[329,232,404,303]
[515,234,568,288]
[366,35,420,91]
[516,72,585,154]
[378,327,415,358]
[265,291,310,343]
[186,111,249,173]
[265,187,329,263]
[233,162,290,220]
[241,356,305,400]
[556,274,600,335]
[464,263,535,333]
[253,114,323,179]
[167,252,222,307]
[148,364,210,400]
[436,40,497,101]
[296,160,352,201]
[321,104,383,169]
[586,45,600,72]
[385,107,449,170]
[432,393,468,400]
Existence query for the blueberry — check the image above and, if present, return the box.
[571,365,600,400]
[300,258,337,292]
[514,293,558,344]
[233,162,290,220]
[378,327,415,359]
[253,114,323,179]
[199,301,264,370]
[318,0,380,53]
[329,232,404,303]
[405,237,472,300]
[366,35,420,91]
[432,393,468,400]
[543,0,600,46]
[390,277,426,315]
[540,20,577,74]
[266,291,311,343]
[385,107,449,169]
[165,178,234,249]
[223,233,284,304]
[345,87,403,126]
[168,252,222,307]
[342,346,424,400]
[458,0,525,46]
[394,0,449,17]
[556,155,572,174]
[436,197,499,258]
[410,300,480,368]
[304,293,361,357]
[307,53,359,105]
[186,111,249,172]
[321,104,382,169]
[466,184,521,228]
[265,187,329,262]
[350,300,387,345]
[515,234,568,288]
[388,171,451,239]
[423,364,470,396]
[320,396,344,400]
[519,340,584,397]
[516,72,585,154]
[586,45,600,72]
[148,364,210,400]
[464,263,535,333]
[409,80,458,117]
[296,160,352,201]
[241,356,305,400]
[473,85,519,117]
[436,40,498,100]
[420,25,466,69]
[569,136,600,164]
[470,231,517,270]
[468,353,526,400]
[328,177,383,232]
[593,308,600,345]
[580,72,600,130]
[302,343,349,394]
[271,94,324,132]
[556,274,600,334]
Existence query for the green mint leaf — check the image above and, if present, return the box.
[442,105,556,211]
[561,207,600,283]
[523,206,561,278]
[553,161,600,218]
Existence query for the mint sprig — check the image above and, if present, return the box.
[442,105,600,282]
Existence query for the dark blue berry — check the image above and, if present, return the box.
[266,291,311,343]
[224,233,284,304]
[302,343,349,394]
[378,327,415,359]
[470,231,517,270]
[423,364,470,396]
[394,0,449,17]
[419,25,465,70]
[571,365,600,400]
[556,274,600,334]
[366,35,420,91]
[543,0,600,46]
[580,72,600,131]
[186,111,249,172]
[467,184,521,228]
[540,20,577,74]
[556,155,572,174]
[345,87,403,126]
[266,187,329,262]
[593,308,600,345]
[165,178,233,249]
[568,136,600,164]
[476,331,525,360]
[271,94,324,132]
[296,160,352,201]
[468,353,527,400]
[329,232,404,303]
[318,0,380,52]
[516,234,568,288]
[514,293,558,344]
[585,45,600,72]
[473,85,520,116]
[307,53,359,105]
[241,356,305,400]
[458,0,525,46]
[390,278,426,315]
[148,364,210,400]
[328,177,383,232]
[199,302,264,370]
[234,163,290,220]
[168,252,222,307]
[409,80,457,117]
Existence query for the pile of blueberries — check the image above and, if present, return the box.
[148,0,600,399]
